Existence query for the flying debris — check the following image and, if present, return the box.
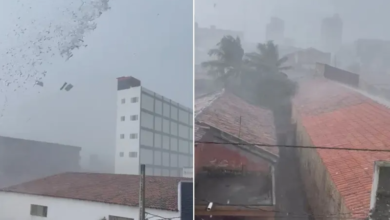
[35,81,44,87]
[60,82,74,91]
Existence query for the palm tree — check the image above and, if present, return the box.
[245,41,291,77]
[201,35,244,87]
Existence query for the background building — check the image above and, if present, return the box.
[321,14,343,53]
[266,17,285,45]
[0,136,81,188]
[115,76,193,177]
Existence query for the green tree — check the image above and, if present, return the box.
[201,35,244,86]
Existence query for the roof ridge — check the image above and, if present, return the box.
[339,83,390,109]
[195,89,225,118]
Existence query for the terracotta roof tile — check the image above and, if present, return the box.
[0,172,189,211]
[195,91,277,155]
[295,79,390,218]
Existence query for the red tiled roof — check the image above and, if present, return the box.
[295,79,390,217]
[0,172,189,211]
[195,90,277,155]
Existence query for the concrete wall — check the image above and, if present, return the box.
[292,110,351,219]
[0,192,177,220]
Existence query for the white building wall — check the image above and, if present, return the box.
[0,192,178,220]
[115,86,141,175]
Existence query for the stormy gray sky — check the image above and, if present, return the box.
[196,0,390,47]
[0,0,193,171]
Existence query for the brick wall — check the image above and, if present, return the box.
[293,113,352,219]
[195,142,270,173]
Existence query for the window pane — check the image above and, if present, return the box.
[140,130,153,147]
[178,155,188,167]
[154,151,161,165]
[170,169,178,177]
[171,106,178,120]
[178,124,189,139]
[163,135,170,150]
[154,133,161,148]
[154,168,161,176]
[141,93,154,111]
[140,148,153,165]
[162,152,169,166]
[155,100,162,115]
[170,121,178,136]
[170,154,178,167]
[170,137,178,151]
[179,109,189,124]
[162,168,169,176]
[189,113,193,125]
[163,102,170,117]
[141,112,154,129]
[179,139,188,154]
[146,166,153,175]
[163,119,170,134]
[189,128,193,140]
[154,116,162,131]
[189,141,193,155]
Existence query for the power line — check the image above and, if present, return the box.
[195,141,390,152]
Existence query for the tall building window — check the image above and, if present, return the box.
[121,98,125,104]
[131,97,139,103]
[120,116,125,121]
[129,152,138,158]
[120,134,125,139]
[130,115,138,121]
[119,152,124,157]
[130,133,138,139]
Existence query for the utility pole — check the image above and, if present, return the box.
[139,164,146,220]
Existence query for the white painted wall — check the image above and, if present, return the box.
[0,192,178,220]
[115,86,141,175]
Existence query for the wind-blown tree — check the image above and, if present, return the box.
[201,35,244,87]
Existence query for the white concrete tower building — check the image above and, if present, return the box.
[115,76,193,177]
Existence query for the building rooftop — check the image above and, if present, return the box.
[0,172,189,211]
[295,78,390,217]
[195,90,277,155]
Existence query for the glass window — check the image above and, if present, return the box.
[170,121,178,136]
[141,112,154,129]
[154,116,162,131]
[131,97,139,103]
[129,152,138,158]
[121,98,125,104]
[189,128,193,141]
[189,141,193,155]
[179,139,188,154]
[120,116,125,121]
[154,168,161,176]
[120,134,124,139]
[130,115,138,121]
[146,166,153,175]
[130,133,138,139]
[154,151,161,165]
[140,148,153,165]
[179,109,189,124]
[170,169,178,177]
[178,155,188,167]
[189,113,193,125]
[171,106,178,120]
[162,152,169,166]
[163,135,170,150]
[154,133,161,148]
[119,152,124,157]
[178,124,189,139]
[155,100,162,115]
[170,154,178,167]
[141,93,154,111]
[163,119,170,134]
[190,157,193,166]
[163,102,170,117]
[170,137,178,151]
[162,168,169,176]
[140,130,153,147]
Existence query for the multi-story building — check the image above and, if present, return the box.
[266,17,285,44]
[115,76,193,177]
[0,136,81,188]
[321,14,343,53]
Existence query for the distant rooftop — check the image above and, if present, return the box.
[0,172,189,211]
